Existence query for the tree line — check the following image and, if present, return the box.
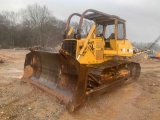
[0,3,159,51]
[0,3,66,48]
[0,3,93,49]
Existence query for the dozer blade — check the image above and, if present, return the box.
[21,50,88,112]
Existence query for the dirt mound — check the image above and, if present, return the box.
[129,53,160,64]
[0,57,5,63]
[129,53,149,63]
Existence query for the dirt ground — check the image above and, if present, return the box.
[0,49,160,120]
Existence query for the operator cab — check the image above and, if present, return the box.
[63,9,128,59]
[63,10,126,50]
[95,19,126,49]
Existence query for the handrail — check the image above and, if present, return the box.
[77,9,111,32]
[64,13,81,38]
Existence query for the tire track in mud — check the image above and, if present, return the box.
[0,81,39,119]
[1,50,160,120]
[0,80,65,120]
[0,90,37,108]
[133,65,160,120]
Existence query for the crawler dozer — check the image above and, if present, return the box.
[21,9,141,112]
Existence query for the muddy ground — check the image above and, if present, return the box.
[0,49,160,120]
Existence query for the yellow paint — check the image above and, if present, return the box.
[67,27,73,36]
[78,24,96,56]
[63,18,134,64]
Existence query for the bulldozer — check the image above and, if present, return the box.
[21,9,141,112]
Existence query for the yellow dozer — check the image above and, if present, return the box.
[21,9,141,112]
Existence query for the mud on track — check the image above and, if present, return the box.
[0,49,160,120]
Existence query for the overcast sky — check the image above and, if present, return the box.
[0,0,160,43]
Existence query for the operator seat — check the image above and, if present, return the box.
[105,33,115,48]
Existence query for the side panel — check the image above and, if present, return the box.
[104,39,133,56]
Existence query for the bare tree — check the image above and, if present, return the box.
[0,14,10,48]
[1,11,19,47]
[0,3,66,48]
[21,3,56,46]
[82,20,93,35]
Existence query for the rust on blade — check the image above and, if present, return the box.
[28,78,71,104]
[21,50,88,112]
